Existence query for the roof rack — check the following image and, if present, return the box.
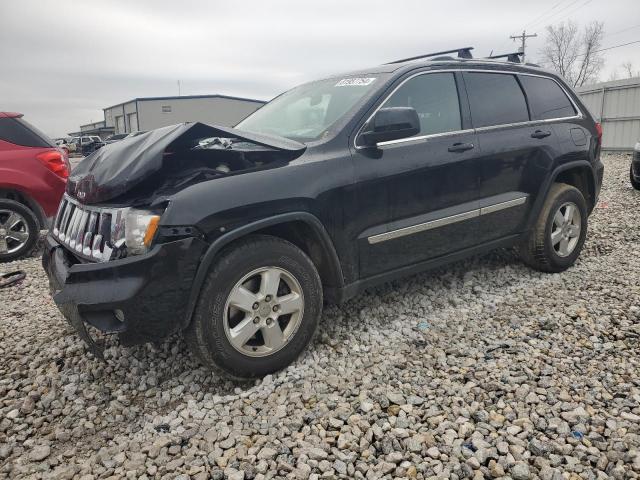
[486,51,524,63]
[386,47,474,65]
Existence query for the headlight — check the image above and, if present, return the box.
[125,209,161,255]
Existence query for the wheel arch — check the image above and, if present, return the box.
[525,161,597,233]
[553,165,596,212]
[0,187,46,228]
[182,212,344,330]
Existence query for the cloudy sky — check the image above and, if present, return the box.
[1,0,638,137]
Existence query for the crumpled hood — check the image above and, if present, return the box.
[67,122,305,205]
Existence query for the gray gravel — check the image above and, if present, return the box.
[1,153,639,479]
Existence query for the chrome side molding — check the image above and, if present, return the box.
[367,196,527,244]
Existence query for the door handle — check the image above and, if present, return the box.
[448,142,474,152]
[531,130,552,139]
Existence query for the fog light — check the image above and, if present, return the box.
[114,309,125,322]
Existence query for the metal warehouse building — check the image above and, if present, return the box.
[577,77,640,152]
[101,94,266,136]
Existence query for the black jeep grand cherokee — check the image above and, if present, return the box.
[44,49,604,378]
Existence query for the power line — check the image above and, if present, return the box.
[523,0,565,30]
[577,39,640,57]
[592,39,640,54]
[604,24,640,39]
[547,0,593,26]
[494,2,566,55]
[526,0,583,30]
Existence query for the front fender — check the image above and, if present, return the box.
[181,211,343,329]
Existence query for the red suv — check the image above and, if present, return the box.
[0,112,69,262]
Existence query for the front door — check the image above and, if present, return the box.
[351,71,482,278]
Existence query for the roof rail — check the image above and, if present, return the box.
[386,47,474,64]
[486,51,524,63]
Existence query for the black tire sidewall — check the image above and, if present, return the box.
[0,199,39,262]
[542,188,588,271]
[631,164,640,190]
[193,238,322,378]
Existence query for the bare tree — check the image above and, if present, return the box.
[539,21,605,87]
[621,61,638,78]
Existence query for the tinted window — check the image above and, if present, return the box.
[464,73,529,128]
[0,117,53,147]
[381,73,461,136]
[519,75,576,120]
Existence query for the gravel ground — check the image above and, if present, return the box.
[1,153,638,480]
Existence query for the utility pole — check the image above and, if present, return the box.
[510,30,537,63]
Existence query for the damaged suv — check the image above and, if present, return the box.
[43,48,603,378]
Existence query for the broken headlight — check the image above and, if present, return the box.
[124,209,161,255]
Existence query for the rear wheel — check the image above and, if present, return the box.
[0,199,39,262]
[186,235,322,379]
[519,183,588,272]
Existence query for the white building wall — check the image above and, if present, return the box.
[136,97,263,131]
[577,77,640,151]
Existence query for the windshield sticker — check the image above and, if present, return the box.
[335,77,376,87]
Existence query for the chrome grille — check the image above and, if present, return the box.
[52,194,122,262]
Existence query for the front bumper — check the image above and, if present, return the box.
[42,234,207,356]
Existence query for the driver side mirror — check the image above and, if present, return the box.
[359,107,420,147]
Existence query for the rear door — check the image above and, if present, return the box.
[352,71,481,278]
[462,71,557,242]
[517,73,584,163]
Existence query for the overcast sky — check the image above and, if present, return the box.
[1,0,638,137]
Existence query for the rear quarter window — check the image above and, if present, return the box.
[518,75,577,120]
[0,117,54,148]
[463,72,530,128]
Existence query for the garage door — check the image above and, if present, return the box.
[115,116,125,134]
[128,113,138,132]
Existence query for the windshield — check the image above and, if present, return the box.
[236,75,383,142]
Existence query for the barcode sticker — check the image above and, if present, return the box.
[335,77,376,87]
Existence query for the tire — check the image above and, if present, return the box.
[186,234,323,379]
[631,164,640,190]
[0,199,40,263]
[519,183,588,273]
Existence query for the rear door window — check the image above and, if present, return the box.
[381,72,462,136]
[463,72,529,128]
[518,75,576,120]
[0,117,54,147]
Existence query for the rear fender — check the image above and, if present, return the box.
[524,160,597,232]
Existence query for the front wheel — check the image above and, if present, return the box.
[519,183,588,273]
[0,199,40,263]
[186,235,323,379]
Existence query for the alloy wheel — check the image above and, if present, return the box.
[0,209,30,255]
[551,201,581,257]
[223,266,304,357]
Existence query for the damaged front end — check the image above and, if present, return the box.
[44,122,306,355]
[57,122,306,262]
[66,122,306,207]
